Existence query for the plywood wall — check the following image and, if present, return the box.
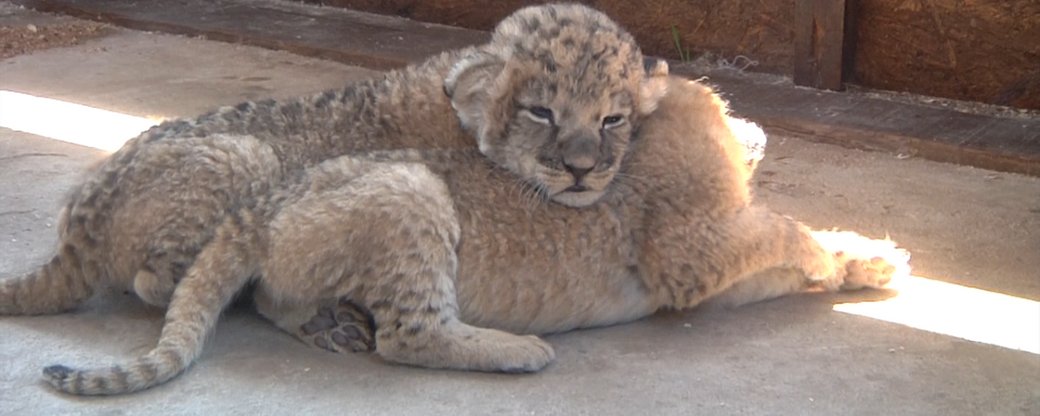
[306,0,1040,110]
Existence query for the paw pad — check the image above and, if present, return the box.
[299,300,376,353]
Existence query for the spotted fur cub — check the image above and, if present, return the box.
[6,4,908,397]
[20,4,670,394]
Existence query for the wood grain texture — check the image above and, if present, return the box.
[307,0,1040,110]
[793,0,847,90]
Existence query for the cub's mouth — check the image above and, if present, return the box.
[531,162,617,208]
[564,184,589,193]
[548,182,607,208]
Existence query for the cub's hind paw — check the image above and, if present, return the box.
[811,230,911,291]
[300,298,375,353]
[840,256,897,290]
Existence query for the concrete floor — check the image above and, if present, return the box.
[1,6,1039,416]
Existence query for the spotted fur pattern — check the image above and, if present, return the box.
[0,4,660,315]
[4,4,908,396]
[9,4,666,394]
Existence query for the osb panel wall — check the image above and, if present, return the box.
[853,0,1040,109]
[305,0,1040,109]
[307,0,797,72]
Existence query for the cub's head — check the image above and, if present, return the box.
[445,4,668,207]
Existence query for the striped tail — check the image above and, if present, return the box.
[0,242,98,315]
[42,213,258,395]
[2,134,157,316]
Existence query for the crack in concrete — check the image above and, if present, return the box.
[0,152,68,161]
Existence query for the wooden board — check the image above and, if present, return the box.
[14,0,489,70]
[853,0,1040,109]
[306,0,1040,111]
[689,69,1040,175]
[792,0,846,90]
[304,0,799,73]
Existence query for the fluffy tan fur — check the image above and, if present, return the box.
[0,4,657,315]
[37,75,906,395]
[1,4,908,396]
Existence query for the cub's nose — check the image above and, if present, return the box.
[564,159,594,183]
[561,137,598,184]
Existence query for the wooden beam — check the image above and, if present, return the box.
[841,0,861,85]
[793,0,847,90]
[10,0,490,70]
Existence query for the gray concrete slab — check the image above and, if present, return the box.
[1,6,1038,416]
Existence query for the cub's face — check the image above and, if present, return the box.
[445,4,668,208]
[500,73,638,207]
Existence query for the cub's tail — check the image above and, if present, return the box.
[42,213,258,395]
[1,242,98,315]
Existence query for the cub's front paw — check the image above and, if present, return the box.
[811,230,911,291]
[494,335,556,373]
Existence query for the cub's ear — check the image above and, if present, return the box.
[444,50,506,136]
[638,58,670,115]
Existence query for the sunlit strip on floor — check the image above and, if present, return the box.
[834,275,1040,354]
[0,90,160,152]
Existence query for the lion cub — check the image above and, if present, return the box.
[7,3,907,396]
[0,3,659,316]
[41,77,906,395]
[25,3,670,394]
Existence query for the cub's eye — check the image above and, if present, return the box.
[525,106,555,125]
[602,114,625,129]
